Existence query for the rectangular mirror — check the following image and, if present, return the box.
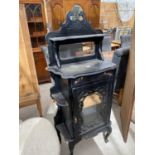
[59,42,95,60]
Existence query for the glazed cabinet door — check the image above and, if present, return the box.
[20,0,50,84]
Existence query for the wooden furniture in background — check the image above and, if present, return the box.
[111,41,121,50]
[48,0,101,30]
[19,3,42,116]
[20,0,51,84]
[120,25,135,142]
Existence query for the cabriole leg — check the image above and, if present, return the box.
[103,126,112,143]
[69,142,75,155]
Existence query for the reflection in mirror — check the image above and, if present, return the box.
[59,42,95,60]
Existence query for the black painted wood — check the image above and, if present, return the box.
[45,5,116,155]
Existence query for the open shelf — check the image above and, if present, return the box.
[30,31,46,37]
[33,47,41,53]
[28,17,43,23]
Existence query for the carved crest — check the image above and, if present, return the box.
[59,4,96,36]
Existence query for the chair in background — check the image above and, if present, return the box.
[102,35,112,52]
[114,27,131,41]
[112,47,130,105]
[120,34,131,48]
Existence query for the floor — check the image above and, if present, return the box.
[19,83,135,155]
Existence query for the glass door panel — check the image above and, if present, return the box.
[80,92,106,132]
[25,3,46,50]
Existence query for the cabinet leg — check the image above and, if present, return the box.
[69,142,75,155]
[36,100,43,117]
[103,126,112,143]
